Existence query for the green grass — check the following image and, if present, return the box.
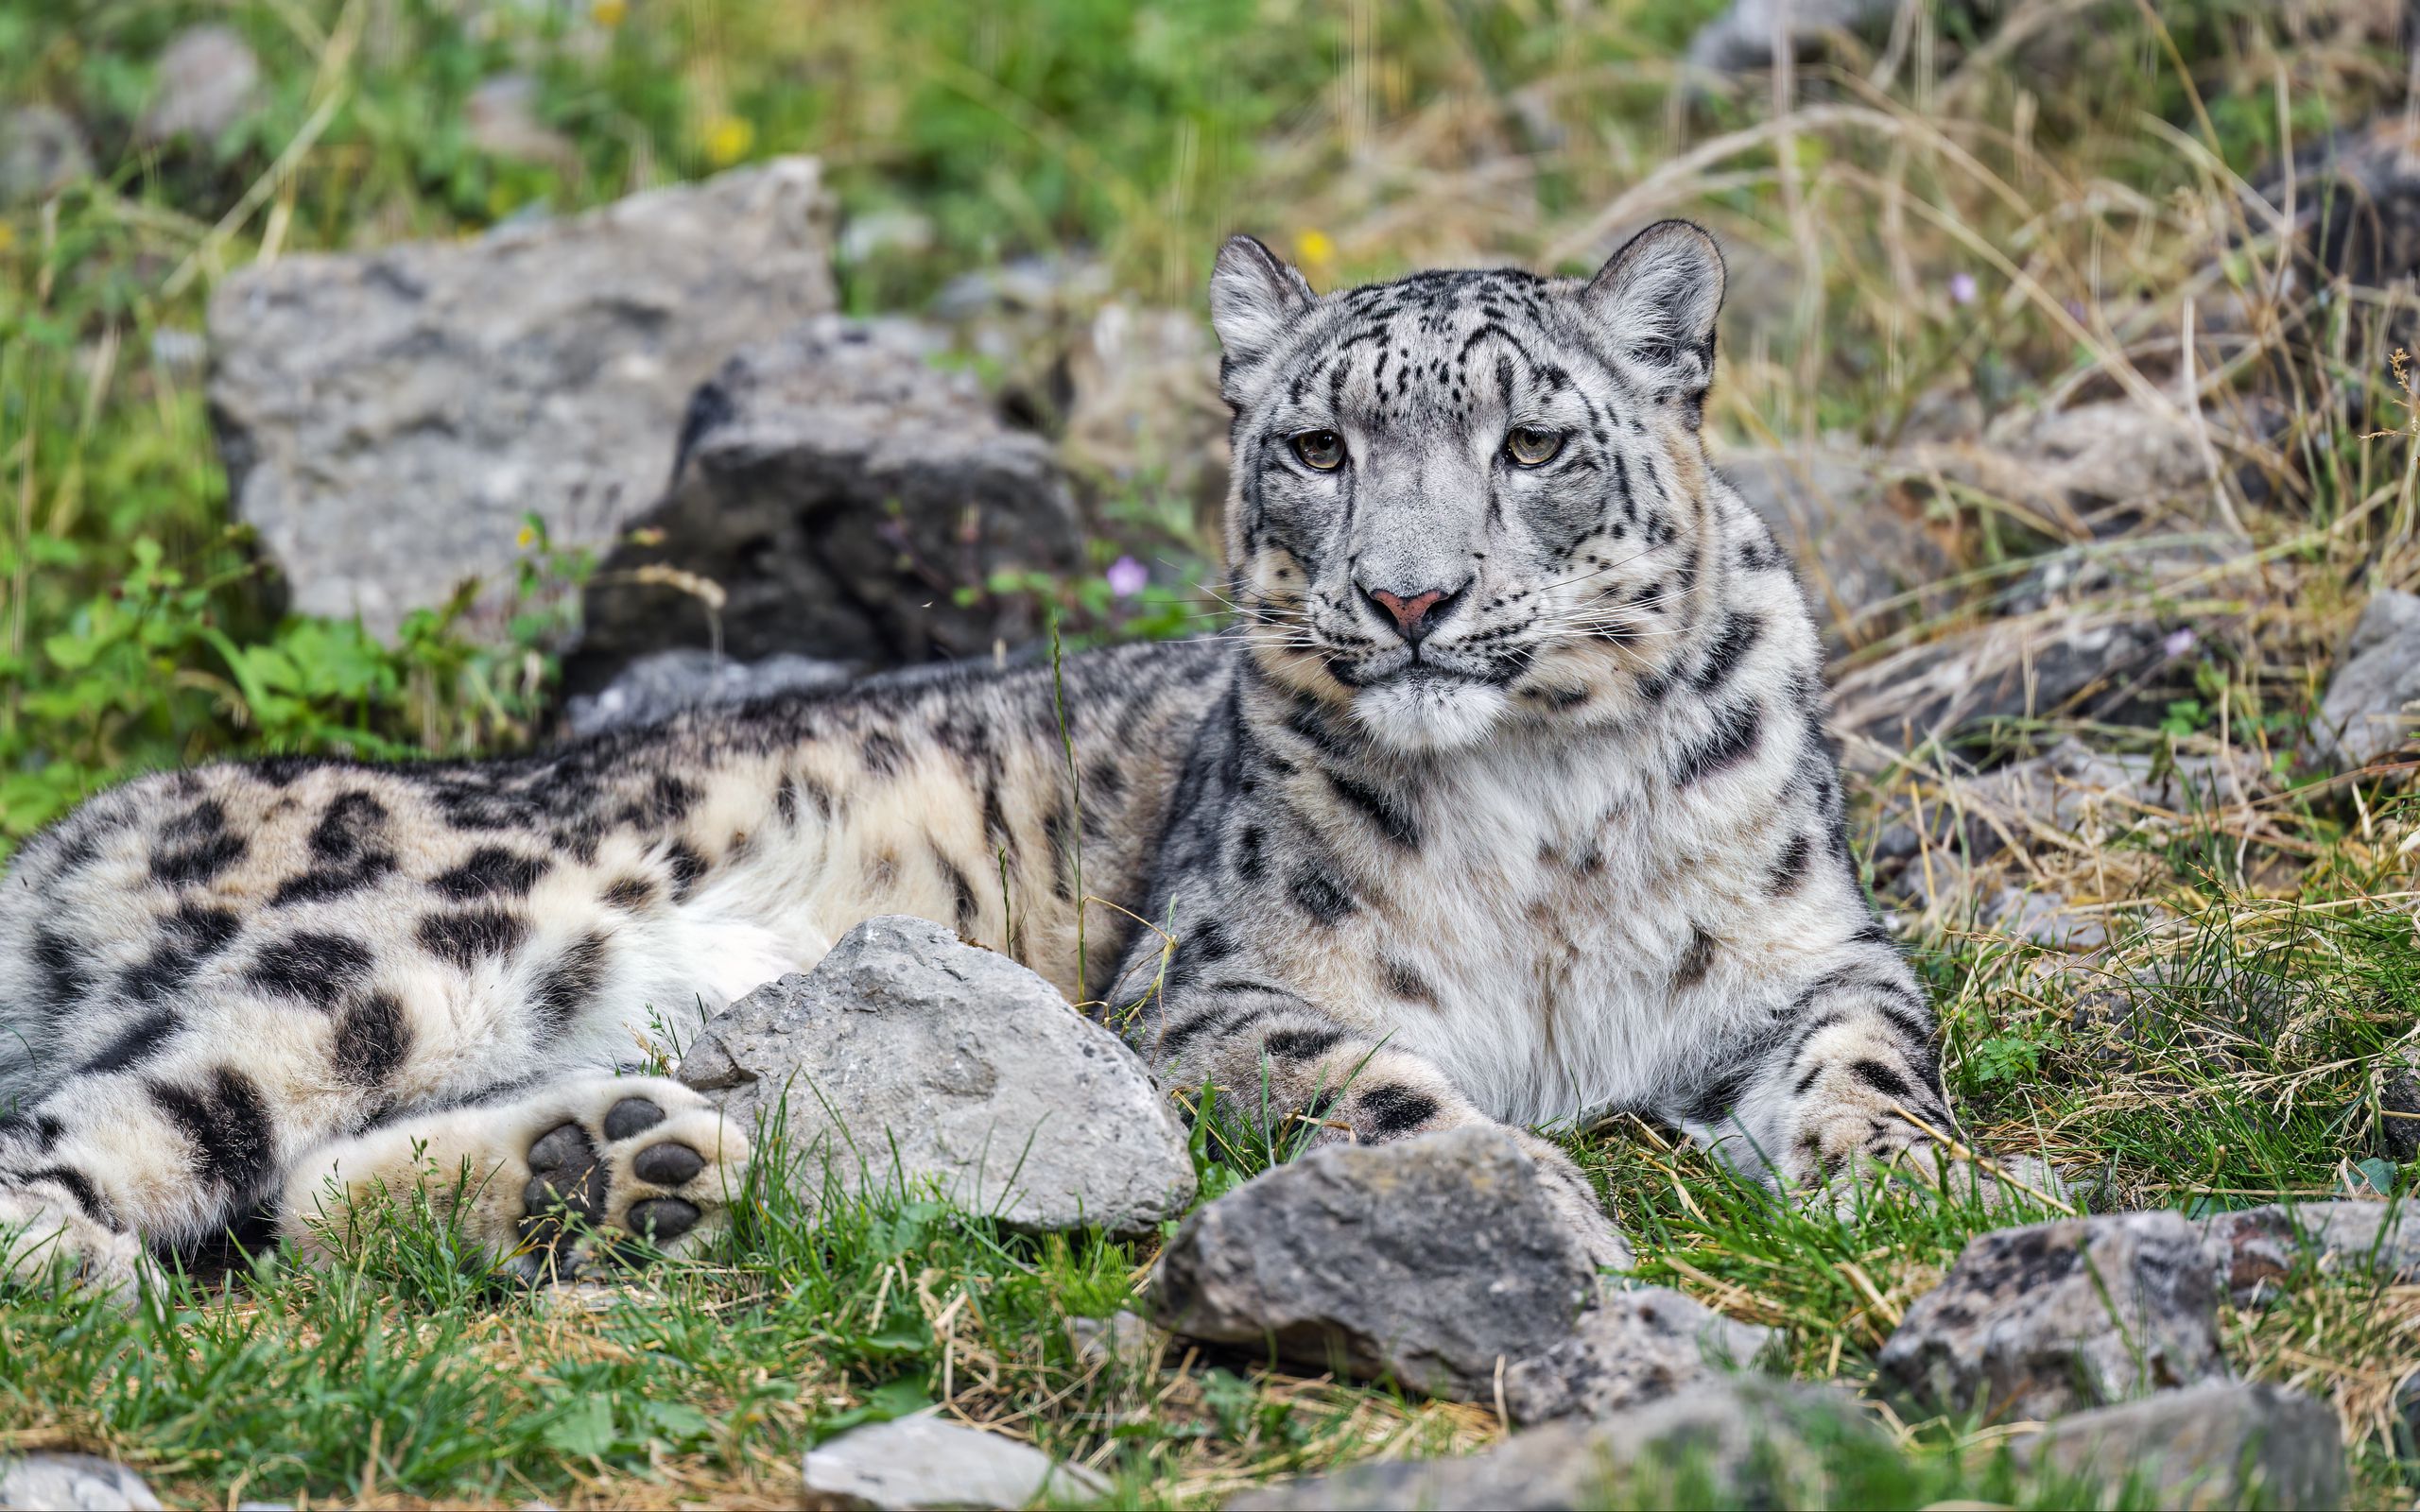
[7,0,2420,1504]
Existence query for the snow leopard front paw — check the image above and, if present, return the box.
[506,1077,750,1277]
[1831,1142,2069,1217]
[1510,1128,1635,1275]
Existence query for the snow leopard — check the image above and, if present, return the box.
[0,221,1974,1290]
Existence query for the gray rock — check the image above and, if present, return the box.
[138,25,263,146]
[1504,1286,1774,1425]
[1877,1211,2229,1420]
[1150,1127,1594,1400]
[0,1454,163,1511]
[1834,611,2169,763]
[1230,1379,1883,1511]
[2011,1382,2347,1510]
[463,74,576,168]
[1717,446,1952,644]
[2201,1200,2420,1306]
[0,106,94,206]
[676,915,1193,1236]
[2314,590,2420,769]
[1685,0,1933,74]
[570,316,1082,692]
[561,648,851,737]
[207,157,837,641]
[801,1416,1107,1509]
[148,328,208,385]
[1067,1309,1162,1368]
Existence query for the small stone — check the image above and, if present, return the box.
[1229,1379,1882,1511]
[0,1454,164,1511]
[2313,590,2420,770]
[1503,1286,1775,1425]
[148,329,208,385]
[2201,1200,2420,1306]
[463,74,576,168]
[0,106,94,206]
[802,1416,1107,1510]
[1876,1211,2229,1421]
[1685,0,1907,74]
[138,26,263,146]
[677,916,1194,1237]
[1067,1310,1162,1368]
[2011,1382,2348,1510]
[1150,1127,1594,1400]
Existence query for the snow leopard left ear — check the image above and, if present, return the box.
[1582,220,1726,417]
[1209,234,1316,379]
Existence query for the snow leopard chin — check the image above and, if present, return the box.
[1350,672,1509,752]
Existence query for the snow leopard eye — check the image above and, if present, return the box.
[1290,430,1346,472]
[1504,427,1565,468]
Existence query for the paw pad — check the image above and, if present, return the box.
[632,1143,704,1186]
[626,1197,700,1244]
[602,1097,665,1140]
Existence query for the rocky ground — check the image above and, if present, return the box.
[4,0,2420,1507]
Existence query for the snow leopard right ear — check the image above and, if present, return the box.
[1209,234,1316,376]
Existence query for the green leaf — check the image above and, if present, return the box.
[543,1395,617,1457]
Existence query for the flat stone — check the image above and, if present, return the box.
[677,916,1193,1236]
[0,1454,163,1511]
[561,648,851,736]
[2011,1382,2348,1509]
[1067,1309,1163,1369]
[208,157,836,641]
[802,1416,1107,1510]
[1504,1286,1775,1425]
[2201,1200,2420,1305]
[1876,1211,2228,1420]
[570,316,1081,689]
[1230,1379,1883,1511]
[2314,590,2420,769]
[1150,1127,1594,1400]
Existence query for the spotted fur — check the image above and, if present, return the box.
[0,223,1964,1287]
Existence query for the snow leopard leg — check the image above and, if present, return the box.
[1139,976,1633,1271]
[1674,938,1994,1210]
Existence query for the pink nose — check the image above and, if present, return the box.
[1368,588,1448,638]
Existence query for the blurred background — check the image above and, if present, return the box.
[1,0,2410,845]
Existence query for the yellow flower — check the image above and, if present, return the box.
[592,0,627,26]
[516,524,538,550]
[0,223,14,254]
[702,115,754,168]
[1295,229,1336,270]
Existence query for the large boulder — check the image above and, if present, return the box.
[568,317,1084,695]
[1876,1211,2229,1420]
[207,158,838,640]
[1150,1126,1596,1400]
[1231,1379,1884,1511]
[2312,590,2420,770]
[2010,1383,2347,1510]
[675,915,1193,1237]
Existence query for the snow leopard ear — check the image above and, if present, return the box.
[1582,220,1726,414]
[1209,234,1316,375]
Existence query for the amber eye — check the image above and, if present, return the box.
[1291,430,1346,472]
[1505,427,1564,467]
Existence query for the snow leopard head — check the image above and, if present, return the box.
[1209,221,1731,753]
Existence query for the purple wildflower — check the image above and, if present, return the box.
[2162,627,2198,659]
[1106,556,1149,599]
[1947,271,1979,306]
